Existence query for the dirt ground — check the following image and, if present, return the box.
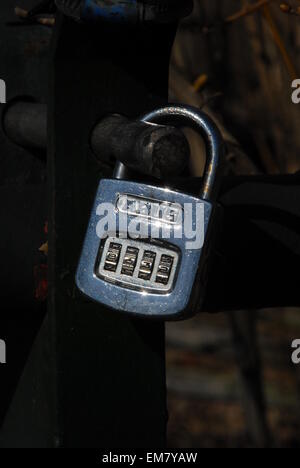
[167,309,300,448]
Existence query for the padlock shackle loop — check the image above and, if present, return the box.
[141,105,224,201]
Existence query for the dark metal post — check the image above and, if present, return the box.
[47,14,177,447]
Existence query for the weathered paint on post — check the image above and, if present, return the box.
[55,0,194,24]
[83,0,138,23]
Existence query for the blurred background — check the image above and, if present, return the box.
[167,0,300,448]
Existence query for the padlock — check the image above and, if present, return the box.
[76,104,224,320]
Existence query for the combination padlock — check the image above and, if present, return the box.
[76,105,224,320]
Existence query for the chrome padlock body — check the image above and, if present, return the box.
[76,105,224,320]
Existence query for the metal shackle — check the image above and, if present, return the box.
[141,105,224,201]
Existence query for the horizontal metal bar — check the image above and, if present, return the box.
[3,101,190,178]
[91,113,190,178]
[3,101,47,150]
